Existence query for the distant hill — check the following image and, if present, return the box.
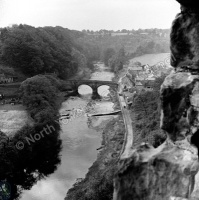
[81,29,170,59]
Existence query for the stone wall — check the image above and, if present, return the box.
[114,1,199,199]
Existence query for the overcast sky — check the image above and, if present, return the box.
[0,0,180,30]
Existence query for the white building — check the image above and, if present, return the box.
[0,73,16,83]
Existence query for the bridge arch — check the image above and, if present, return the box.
[97,85,110,97]
[77,84,93,95]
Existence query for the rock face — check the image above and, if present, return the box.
[114,142,198,200]
[176,0,198,8]
[160,72,199,145]
[170,3,199,68]
[113,1,199,200]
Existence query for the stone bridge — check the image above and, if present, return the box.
[64,80,118,99]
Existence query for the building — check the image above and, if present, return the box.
[146,77,155,81]
[135,77,145,81]
[129,66,143,75]
[111,33,128,37]
[136,82,144,90]
[0,73,18,83]
[121,75,134,90]
[140,33,149,35]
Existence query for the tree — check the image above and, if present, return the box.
[0,25,97,80]
[0,74,62,199]
[103,48,116,66]
[109,47,127,73]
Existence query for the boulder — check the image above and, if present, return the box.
[170,9,199,69]
[160,72,199,144]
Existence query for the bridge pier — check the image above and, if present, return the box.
[70,87,79,97]
[91,86,101,100]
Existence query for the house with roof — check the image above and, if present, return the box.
[135,82,144,90]
[146,77,155,81]
[130,66,143,75]
[134,76,156,91]
[121,74,135,90]
[0,73,18,83]
[144,82,154,91]
[111,33,128,37]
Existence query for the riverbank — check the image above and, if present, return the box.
[65,114,125,200]
[64,65,129,200]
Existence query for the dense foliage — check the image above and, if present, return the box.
[133,40,169,58]
[102,47,128,73]
[0,25,100,79]
[109,47,128,72]
[0,26,170,81]
[0,75,62,199]
[82,28,170,60]
[103,48,116,66]
[131,75,167,147]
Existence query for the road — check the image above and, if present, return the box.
[117,91,134,159]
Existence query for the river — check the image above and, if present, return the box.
[20,63,115,200]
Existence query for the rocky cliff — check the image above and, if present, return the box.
[113,1,199,200]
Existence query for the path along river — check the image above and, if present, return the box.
[20,63,116,200]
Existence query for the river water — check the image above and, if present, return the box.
[20,63,115,200]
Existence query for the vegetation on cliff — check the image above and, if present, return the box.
[131,75,167,147]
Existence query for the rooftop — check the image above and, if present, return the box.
[136,82,143,86]
[130,67,143,71]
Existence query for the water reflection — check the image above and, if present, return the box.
[0,121,62,200]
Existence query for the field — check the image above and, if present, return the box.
[0,105,32,136]
[129,53,171,66]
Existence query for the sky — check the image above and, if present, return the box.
[0,0,180,31]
